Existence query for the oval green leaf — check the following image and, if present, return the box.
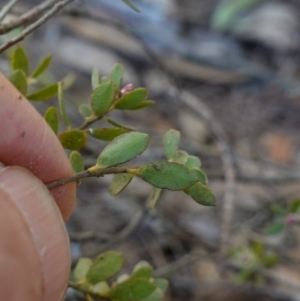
[89,127,129,141]
[265,222,285,235]
[44,106,59,134]
[58,82,71,126]
[9,69,27,95]
[72,258,93,282]
[114,88,148,110]
[289,198,300,213]
[163,129,180,160]
[91,81,115,116]
[86,251,124,284]
[185,156,201,169]
[79,103,93,119]
[31,55,52,78]
[91,67,100,90]
[109,173,134,196]
[70,151,84,173]
[131,101,155,110]
[191,168,208,184]
[96,132,149,168]
[109,279,155,301]
[27,82,58,101]
[137,162,197,191]
[173,150,189,164]
[110,63,124,90]
[131,261,153,280]
[184,182,216,206]
[91,281,110,295]
[140,288,164,301]
[11,46,29,75]
[59,129,87,150]
[152,279,169,293]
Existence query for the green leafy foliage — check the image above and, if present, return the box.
[70,151,84,173]
[27,82,58,101]
[11,46,29,75]
[108,279,155,301]
[211,0,263,31]
[136,162,198,191]
[163,129,180,160]
[59,129,87,150]
[58,82,71,127]
[230,241,278,284]
[9,69,27,95]
[114,88,148,110]
[89,127,130,141]
[91,67,100,90]
[110,63,124,90]
[91,81,115,116]
[31,55,52,78]
[86,251,124,284]
[79,104,93,119]
[95,132,149,168]
[131,261,153,280]
[44,106,59,135]
[72,258,93,282]
[184,182,215,206]
[109,173,134,196]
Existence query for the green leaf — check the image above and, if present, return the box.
[31,55,52,78]
[109,279,155,301]
[191,168,208,184]
[130,101,155,110]
[173,150,189,164]
[58,82,71,127]
[91,67,100,90]
[110,63,124,90]
[121,0,140,12]
[27,82,58,101]
[148,187,162,209]
[86,251,124,284]
[289,199,300,213]
[89,127,129,141]
[11,46,29,75]
[109,173,134,197]
[79,104,93,119]
[9,69,27,95]
[262,253,278,267]
[44,106,59,134]
[211,0,263,31]
[117,274,131,284]
[163,129,180,160]
[140,288,164,301]
[101,76,110,84]
[96,132,149,168]
[59,129,87,150]
[145,288,165,301]
[70,151,84,173]
[265,221,285,235]
[91,281,110,294]
[91,81,115,116]
[185,156,201,169]
[131,261,153,280]
[152,279,169,293]
[184,182,215,206]
[137,162,197,191]
[252,241,264,258]
[114,88,148,110]
[271,204,287,217]
[72,258,93,282]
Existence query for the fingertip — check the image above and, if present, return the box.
[0,166,71,301]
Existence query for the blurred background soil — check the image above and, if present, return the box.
[2,0,300,300]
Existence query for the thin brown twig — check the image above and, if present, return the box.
[0,0,20,22]
[46,166,129,189]
[0,0,74,53]
[0,0,58,34]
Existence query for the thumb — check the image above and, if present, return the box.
[0,165,71,301]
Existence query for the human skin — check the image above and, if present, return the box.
[0,72,76,300]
